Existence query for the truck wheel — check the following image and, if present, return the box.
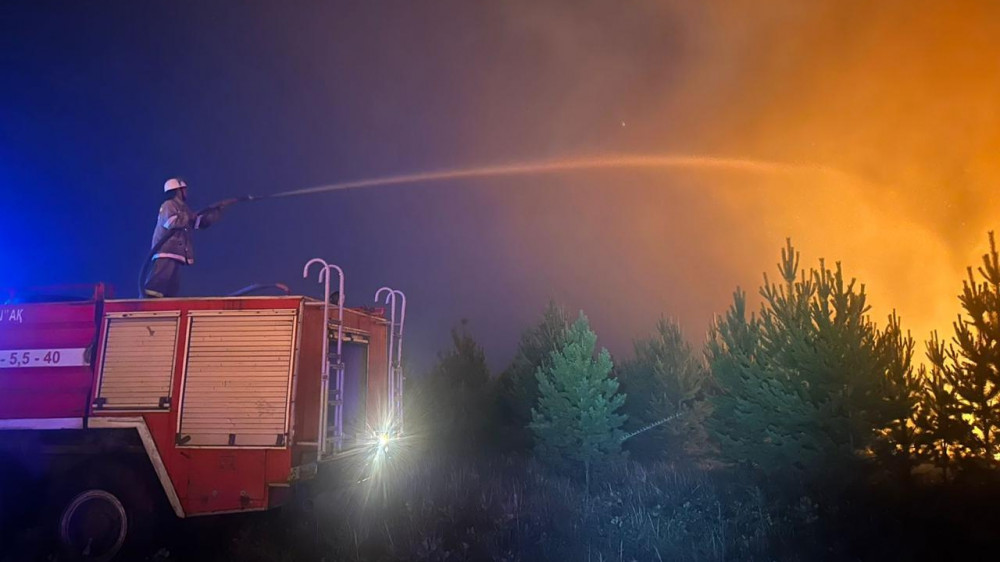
[52,464,162,561]
[58,489,128,561]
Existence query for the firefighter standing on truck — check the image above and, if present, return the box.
[143,177,222,298]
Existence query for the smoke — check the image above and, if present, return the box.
[467,0,1000,354]
[9,1,993,369]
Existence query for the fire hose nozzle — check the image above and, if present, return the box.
[205,195,258,211]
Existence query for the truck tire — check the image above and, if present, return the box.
[58,489,127,561]
[51,463,163,561]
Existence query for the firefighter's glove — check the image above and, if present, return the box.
[196,209,222,229]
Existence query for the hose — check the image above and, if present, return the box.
[228,283,291,297]
[137,195,264,297]
[620,411,685,443]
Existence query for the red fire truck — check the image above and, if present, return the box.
[0,268,406,560]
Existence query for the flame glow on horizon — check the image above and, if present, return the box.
[285,0,1000,363]
[272,152,963,348]
[460,0,1000,357]
[276,148,991,356]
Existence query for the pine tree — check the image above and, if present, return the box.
[708,240,915,490]
[924,231,1000,468]
[707,287,826,481]
[617,318,713,463]
[496,300,570,450]
[420,320,491,453]
[530,312,626,491]
[869,312,921,483]
[911,363,965,479]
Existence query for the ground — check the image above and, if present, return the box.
[7,453,1000,561]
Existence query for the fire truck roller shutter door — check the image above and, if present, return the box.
[178,310,297,447]
[95,312,180,411]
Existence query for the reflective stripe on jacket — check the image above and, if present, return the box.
[150,198,217,264]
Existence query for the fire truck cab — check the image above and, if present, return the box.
[0,280,405,559]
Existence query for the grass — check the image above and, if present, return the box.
[144,449,1000,561]
[159,452,798,562]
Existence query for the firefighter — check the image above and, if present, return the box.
[143,178,222,298]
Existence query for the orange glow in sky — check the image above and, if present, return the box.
[464,1,1000,357]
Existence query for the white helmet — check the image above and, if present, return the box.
[164,178,188,193]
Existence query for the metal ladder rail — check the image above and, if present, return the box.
[304,258,345,456]
[327,344,345,453]
[391,289,406,433]
[375,288,398,433]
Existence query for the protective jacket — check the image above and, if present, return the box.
[150,198,218,264]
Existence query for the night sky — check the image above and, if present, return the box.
[4,1,1000,373]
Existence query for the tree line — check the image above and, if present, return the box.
[409,232,1000,496]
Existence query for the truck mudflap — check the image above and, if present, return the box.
[289,462,318,483]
